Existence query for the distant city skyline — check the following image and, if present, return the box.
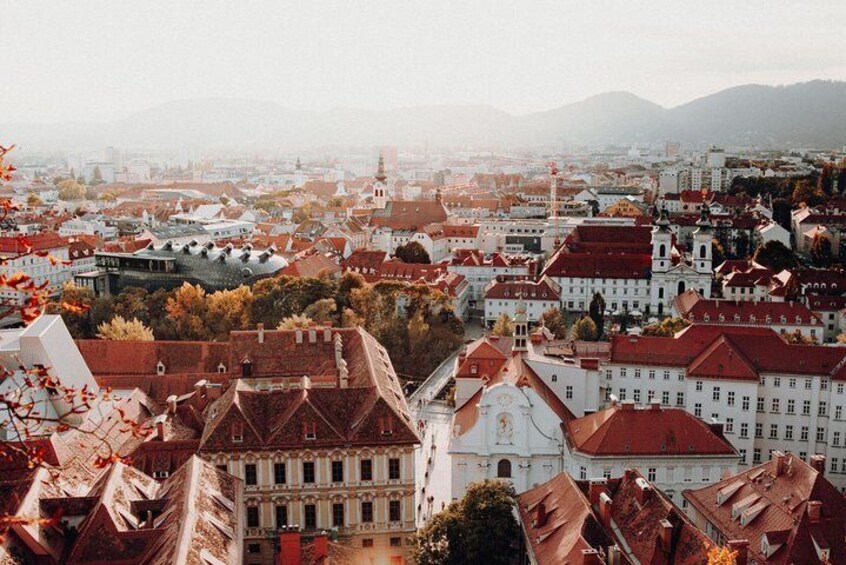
[3,0,845,123]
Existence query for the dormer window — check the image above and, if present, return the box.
[241,359,252,378]
[218,363,227,373]
[156,361,166,376]
[379,417,394,436]
[231,422,244,443]
[303,421,317,440]
[470,364,478,375]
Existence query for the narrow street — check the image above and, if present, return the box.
[411,400,453,528]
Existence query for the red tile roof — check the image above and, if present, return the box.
[684,452,846,565]
[278,252,341,279]
[518,469,714,565]
[543,251,652,279]
[674,290,822,327]
[610,326,846,380]
[343,249,389,273]
[200,327,419,450]
[484,277,560,301]
[566,402,736,456]
[369,200,449,231]
[517,472,612,564]
[0,232,68,254]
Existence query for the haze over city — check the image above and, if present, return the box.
[2,3,846,565]
[4,0,846,123]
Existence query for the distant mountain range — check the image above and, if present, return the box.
[4,80,845,151]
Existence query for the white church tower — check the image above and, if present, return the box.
[373,152,388,209]
[512,297,529,353]
[651,208,672,274]
[693,204,713,275]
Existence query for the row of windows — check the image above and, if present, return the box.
[617,368,684,381]
[694,383,841,418]
[237,458,401,487]
[761,376,825,390]
[735,422,829,443]
[245,500,403,529]
[615,388,684,406]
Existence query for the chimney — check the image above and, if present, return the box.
[308,329,317,343]
[809,454,826,475]
[621,399,635,411]
[727,539,749,565]
[598,492,612,526]
[257,323,265,344]
[807,500,822,522]
[300,376,311,390]
[588,480,608,507]
[312,532,330,564]
[634,477,652,506]
[650,398,661,411]
[323,326,332,342]
[773,451,786,476]
[581,549,602,565]
[155,415,166,441]
[296,330,303,344]
[659,518,673,552]
[278,526,302,565]
[193,380,208,410]
[607,545,623,565]
[166,394,178,415]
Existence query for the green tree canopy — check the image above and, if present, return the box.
[811,234,833,267]
[752,240,798,273]
[411,480,519,565]
[395,241,431,264]
[571,316,598,341]
[588,292,606,338]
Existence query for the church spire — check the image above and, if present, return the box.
[375,152,387,184]
[295,157,302,171]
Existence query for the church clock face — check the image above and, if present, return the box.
[496,393,513,407]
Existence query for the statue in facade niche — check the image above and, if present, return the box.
[496,412,514,444]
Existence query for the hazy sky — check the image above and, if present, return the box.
[3,0,845,123]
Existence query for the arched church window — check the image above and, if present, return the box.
[497,459,512,478]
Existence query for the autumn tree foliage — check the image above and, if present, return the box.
[641,316,691,337]
[55,271,465,380]
[96,316,155,341]
[490,313,513,336]
[707,546,738,565]
[540,307,567,338]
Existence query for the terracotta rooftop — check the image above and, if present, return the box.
[684,452,846,564]
[674,290,822,327]
[369,200,449,231]
[200,326,419,451]
[610,325,846,380]
[565,401,736,457]
[518,469,714,565]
